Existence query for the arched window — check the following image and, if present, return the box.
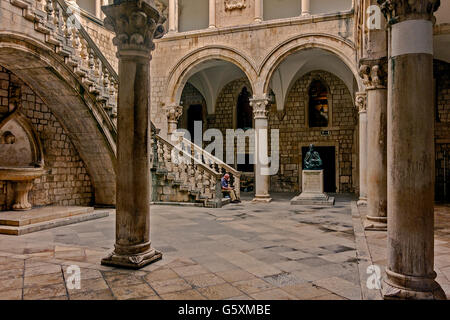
[308,80,329,128]
[236,87,253,173]
[236,87,252,130]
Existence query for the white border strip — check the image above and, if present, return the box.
[391,20,433,57]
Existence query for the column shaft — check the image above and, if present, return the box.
[101,0,164,269]
[366,87,387,230]
[254,0,263,22]
[169,0,178,32]
[380,1,445,298]
[301,0,311,15]
[209,0,216,28]
[250,96,271,203]
[356,92,367,206]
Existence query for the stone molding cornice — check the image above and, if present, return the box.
[355,92,367,114]
[377,0,441,25]
[165,105,183,123]
[359,58,388,90]
[102,0,166,55]
[250,95,270,119]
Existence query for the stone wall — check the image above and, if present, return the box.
[207,78,253,162]
[435,60,450,201]
[0,66,93,210]
[269,70,357,193]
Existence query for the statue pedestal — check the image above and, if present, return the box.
[290,170,335,206]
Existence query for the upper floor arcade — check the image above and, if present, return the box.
[161,0,353,33]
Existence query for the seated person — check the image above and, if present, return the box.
[221,173,241,203]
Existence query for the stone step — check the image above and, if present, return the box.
[150,202,204,207]
[0,207,109,236]
[0,206,95,227]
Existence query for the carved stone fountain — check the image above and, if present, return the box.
[0,92,45,211]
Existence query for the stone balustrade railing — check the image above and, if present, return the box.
[11,0,118,138]
[153,134,223,204]
[179,137,241,200]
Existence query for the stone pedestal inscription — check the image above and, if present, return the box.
[291,170,334,206]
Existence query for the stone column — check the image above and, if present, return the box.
[95,0,102,19]
[209,0,216,28]
[379,0,445,299]
[359,60,388,230]
[301,0,311,16]
[101,0,165,269]
[254,0,263,22]
[250,95,272,203]
[355,92,367,206]
[169,0,178,32]
[165,104,183,142]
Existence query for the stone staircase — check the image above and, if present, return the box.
[10,0,119,148]
[9,0,241,207]
[151,133,241,208]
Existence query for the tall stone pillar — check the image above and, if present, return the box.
[101,0,165,269]
[379,0,446,299]
[165,104,183,142]
[359,60,388,230]
[301,0,311,16]
[250,95,272,203]
[209,0,216,28]
[169,0,178,32]
[254,0,263,22]
[355,92,368,206]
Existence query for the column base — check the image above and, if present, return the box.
[101,248,162,270]
[364,215,387,231]
[357,198,367,206]
[383,269,446,300]
[252,195,272,203]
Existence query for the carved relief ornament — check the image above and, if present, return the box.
[225,0,247,11]
[249,95,270,119]
[102,0,166,54]
[377,0,440,24]
[355,92,367,113]
[165,105,183,123]
[359,58,388,90]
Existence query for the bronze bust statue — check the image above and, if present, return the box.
[304,144,323,170]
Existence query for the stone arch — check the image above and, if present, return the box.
[166,45,258,106]
[0,34,116,206]
[258,34,362,95]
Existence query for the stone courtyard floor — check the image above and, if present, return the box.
[0,193,448,300]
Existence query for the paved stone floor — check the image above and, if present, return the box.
[0,193,448,300]
[358,204,450,299]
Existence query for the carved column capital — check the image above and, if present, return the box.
[102,0,166,57]
[355,92,368,113]
[377,0,440,24]
[359,58,388,90]
[165,104,183,123]
[250,94,270,119]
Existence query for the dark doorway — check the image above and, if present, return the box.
[187,104,203,140]
[302,146,336,193]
